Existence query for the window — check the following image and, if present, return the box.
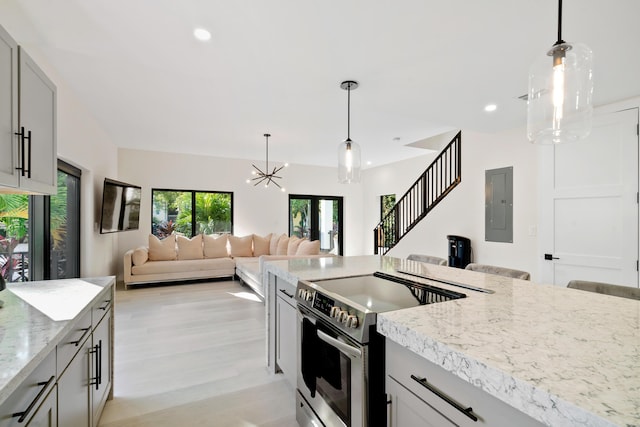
[289,195,343,255]
[0,160,81,283]
[152,189,233,238]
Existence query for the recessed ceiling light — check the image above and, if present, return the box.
[193,28,211,41]
[366,161,372,166]
[484,104,497,112]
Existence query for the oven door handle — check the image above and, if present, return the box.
[317,330,362,358]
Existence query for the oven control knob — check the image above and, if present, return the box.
[297,289,306,300]
[346,315,359,328]
[338,310,349,323]
[330,306,341,318]
[305,290,315,302]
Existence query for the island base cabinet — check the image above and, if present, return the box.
[386,340,545,427]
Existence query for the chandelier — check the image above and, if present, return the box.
[247,133,287,191]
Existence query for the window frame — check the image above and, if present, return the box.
[150,188,234,237]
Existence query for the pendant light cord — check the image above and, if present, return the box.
[555,0,565,45]
[347,83,351,141]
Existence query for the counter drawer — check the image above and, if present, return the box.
[57,309,92,377]
[0,350,56,427]
[91,288,113,329]
[276,277,296,308]
[385,340,544,427]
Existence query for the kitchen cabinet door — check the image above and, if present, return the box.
[0,24,18,188]
[17,47,56,194]
[57,336,91,427]
[275,295,297,388]
[91,312,111,427]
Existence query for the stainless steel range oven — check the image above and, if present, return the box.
[295,271,466,427]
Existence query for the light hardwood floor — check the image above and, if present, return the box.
[98,280,298,427]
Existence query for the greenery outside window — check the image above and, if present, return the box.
[152,189,233,238]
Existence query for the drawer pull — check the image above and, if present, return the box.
[410,375,478,422]
[12,375,55,423]
[69,327,91,347]
[279,289,294,299]
[97,300,111,311]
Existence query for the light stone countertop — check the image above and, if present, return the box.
[262,255,640,427]
[0,276,115,406]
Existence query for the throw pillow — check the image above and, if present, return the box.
[270,233,286,255]
[131,246,149,266]
[228,235,253,257]
[253,233,272,256]
[276,235,290,255]
[177,234,204,260]
[296,239,321,256]
[203,234,229,258]
[148,234,177,261]
[287,236,305,255]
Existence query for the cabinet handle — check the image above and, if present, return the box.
[98,339,103,386]
[410,375,478,422]
[14,126,26,177]
[25,129,31,178]
[12,375,55,423]
[98,300,111,311]
[90,342,101,390]
[279,289,294,299]
[69,327,91,347]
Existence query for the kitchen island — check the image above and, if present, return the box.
[263,255,639,427]
[0,277,115,426]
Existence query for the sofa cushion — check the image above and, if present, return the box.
[148,234,177,261]
[276,235,290,255]
[131,247,149,266]
[203,234,229,258]
[229,235,253,257]
[132,257,235,275]
[177,234,204,260]
[296,239,321,255]
[270,233,286,255]
[253,233,272,256]
[287,236,305,255]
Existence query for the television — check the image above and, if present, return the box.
[100,178,141,233]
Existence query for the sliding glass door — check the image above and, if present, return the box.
[0,160,81,282]
[289,195,343,255]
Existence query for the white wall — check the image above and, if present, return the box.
[363,129,540,280]
[116,149,365,280]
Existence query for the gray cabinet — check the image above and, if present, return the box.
[56,288,113,427]
[386,340,544,427]
[0,351,57,427]
[271,273,298,388]
[0,23,56,194]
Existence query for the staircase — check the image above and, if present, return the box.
[374,131,462,255]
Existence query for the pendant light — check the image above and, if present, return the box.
[338,80,361,183]
[527,0,593,144]
[246,133,287,192]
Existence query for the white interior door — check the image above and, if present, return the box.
[539,107,639,287]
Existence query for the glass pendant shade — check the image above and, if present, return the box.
[527,41,594,144]
[338,139,361,183]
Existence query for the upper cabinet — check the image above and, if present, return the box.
[0,24,57,194]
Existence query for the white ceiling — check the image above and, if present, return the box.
[1,0,639,168]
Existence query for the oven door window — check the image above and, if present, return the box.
[316,322,351,426]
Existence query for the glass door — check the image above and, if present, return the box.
[0,194,29,282]
[289,195,343,255]
[47,162,81,279]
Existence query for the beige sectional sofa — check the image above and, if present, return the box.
[123,232,330,297]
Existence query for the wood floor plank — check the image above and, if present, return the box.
[98,280,297,426]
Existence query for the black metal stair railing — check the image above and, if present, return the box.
[374,131,461,255]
